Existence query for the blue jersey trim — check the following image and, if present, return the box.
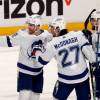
[58,68,88,80]
[81,42,90,50]
[38,56,49,65]
[17,63,43,72]
[6,36,12,47]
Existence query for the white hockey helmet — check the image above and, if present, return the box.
[91,10,100,19]
[50,17,65,30]
[26,14,42,26]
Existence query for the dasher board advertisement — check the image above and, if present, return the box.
[0,0,96,27]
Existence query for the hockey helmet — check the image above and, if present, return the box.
[91,10,100,19]
[90,10,100,31]
[26,14,42,26]
[50,17,65,30]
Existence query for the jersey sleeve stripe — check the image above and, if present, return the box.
[58,68,88,80]
[6,36,12,47]
[38,56,49,65]
[81,42,90,50]
[17,63,43,72]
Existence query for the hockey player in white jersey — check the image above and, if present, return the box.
[48,17,68,37]
[34,17,97,100]
[0,14,53,100]
[91,10,100,100]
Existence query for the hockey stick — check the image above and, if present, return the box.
[89,63,96,100]
[84,9,96,100]
[84,9,96,29]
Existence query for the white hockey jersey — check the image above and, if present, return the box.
[38,31,96,84]
[0,28,53,75]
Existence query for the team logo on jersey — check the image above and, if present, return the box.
[27,40,45,59]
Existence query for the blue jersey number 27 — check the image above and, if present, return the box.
[58,45,80,67]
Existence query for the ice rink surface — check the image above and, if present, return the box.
[0,46,86,100]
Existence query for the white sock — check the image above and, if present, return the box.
[30,92,40,100]
[18,90,32,100]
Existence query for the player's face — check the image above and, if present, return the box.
[48,25,61,37]
[90,18,100,31]
[90,18,100,29]
[28,24,40,34]
[48,25,57,37]
[90,18,96,27]
[35,25,40,31]
[55,27,60,37]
